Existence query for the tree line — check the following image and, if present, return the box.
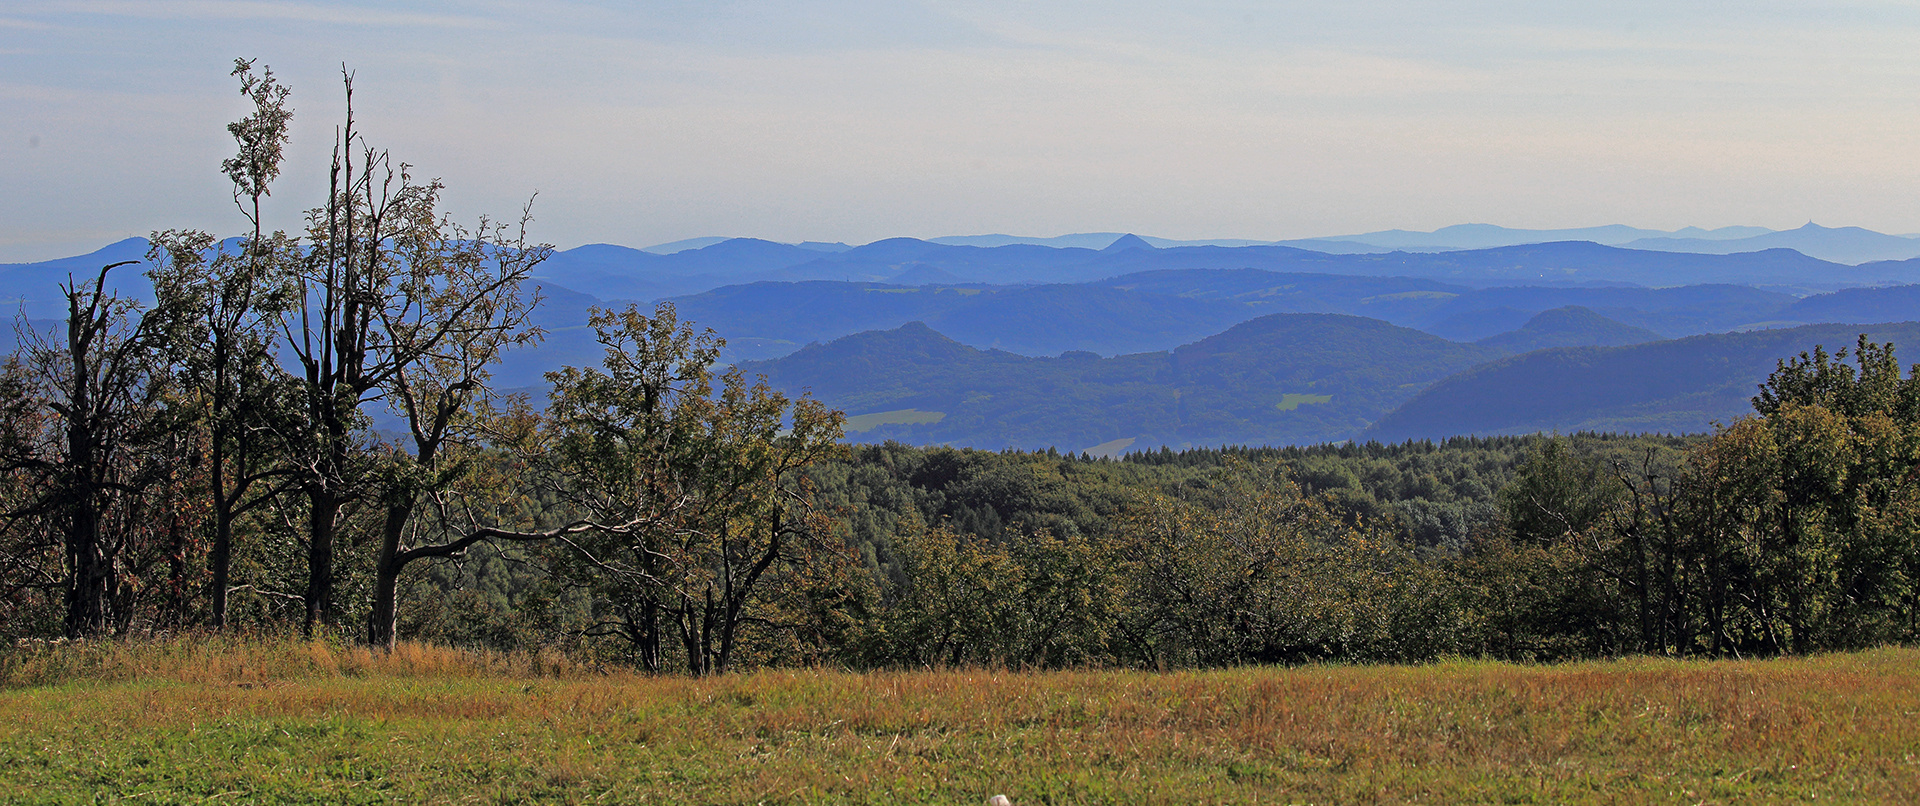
[0,62,845,676]
[6,62,1920,673]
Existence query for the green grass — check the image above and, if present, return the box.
[844,409,946,434]
[4,637,1920,803]
[862,288,982,296]
[1080,437,1136,458]
[1275,393,1333,412]
[1360,290,1459,303]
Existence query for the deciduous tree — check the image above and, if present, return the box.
[543,303,846,674]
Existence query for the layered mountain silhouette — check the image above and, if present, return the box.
[740,315,1499,451]
[663,271,1883,365]
[923,224,1785,253]
[1473,307,1662,353]
[14,231,1920,453]
[1304,223,1773,251]
[741,314,1920,452]
[528,234,1918,300]
[1778,284,1920,324]
[0,237,156,316]
[1365,322,1920,442]
[1624,223,1920,265]
[1100,233,1156,253]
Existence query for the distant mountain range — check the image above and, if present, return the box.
[666,268,1920,365]
[528,236,1918,303]
[738,315,1502,453]
[17,227,1912,329]
[1620,223,1920,265]
[635,222,1917,264]
[11,230,1920,453]
[1473,306,1662,354]
[1365,322,1920,442]
[1303,223,1773,251]
[0,237,154,317]
[742,315,1920,453]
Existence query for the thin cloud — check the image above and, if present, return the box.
[46,0,503,30]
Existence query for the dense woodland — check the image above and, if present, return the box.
[6,63,1920,675]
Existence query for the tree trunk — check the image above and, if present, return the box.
[64,499,108,638]
[304,489,340,635]
[639,599,662,673]
[368,502,411,649]
[210,502,233,629]
[208,429,235,629]
[63,298,108,638]
[165,509,187,627]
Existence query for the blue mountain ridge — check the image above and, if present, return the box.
[14,234,1920,452]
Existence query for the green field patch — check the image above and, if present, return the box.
[1360,290,1458,303]
[1080,437,1136,458]
[5,642,1919,804]
[845,409,946,433]
[1276,393,1333,412]
[861,287,983,296]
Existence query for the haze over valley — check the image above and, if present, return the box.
[10,224,1920,456]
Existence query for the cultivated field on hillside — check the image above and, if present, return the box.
[843,408,948,434]
[2,638,1917,803]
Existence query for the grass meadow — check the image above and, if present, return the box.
[842,409,949,434]
[2,637,1918,804]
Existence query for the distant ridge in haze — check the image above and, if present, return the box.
[922,225,1792,254]
[1474,306,1663,353]
[740,314,1499,451]
[928,233,1132,249]
[1309,224,1773,251]
[1778,285,1920,324]
[1365,321,1920,441]
[0,236,156,316]
[1623,222,1920,265]
[640,236,732,254]
[321,221,1920,275]
[928,233,1278,249]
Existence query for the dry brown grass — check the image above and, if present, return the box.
[3,638,1918,803]
[1,632,584,689]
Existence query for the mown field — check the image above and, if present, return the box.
[2,638,1918,804]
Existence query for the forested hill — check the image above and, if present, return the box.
[21,239,1920,445]
[741,306,1920,452]
[663,273,1830,365]
[1365,321,1920,441]
[1473,306,1662,353]
[664,272,1920,367]
[13,238,1920,371]
[669,280,1255,361]
[740,314,1498,452]
[0,238,154,315]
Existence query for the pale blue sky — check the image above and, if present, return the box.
[4,1,1920,261]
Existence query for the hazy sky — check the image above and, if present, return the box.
[5,1,1920,261]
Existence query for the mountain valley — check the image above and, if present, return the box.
[9,231,1920,452]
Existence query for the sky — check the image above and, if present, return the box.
[4,1,1920,262]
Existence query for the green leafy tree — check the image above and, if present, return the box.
[878,520,1121,668]
[366,212,548,648]
[143,60,303,628]
[1116,461,1430,666]
[542,303,846,674]
[274,68,546,635]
